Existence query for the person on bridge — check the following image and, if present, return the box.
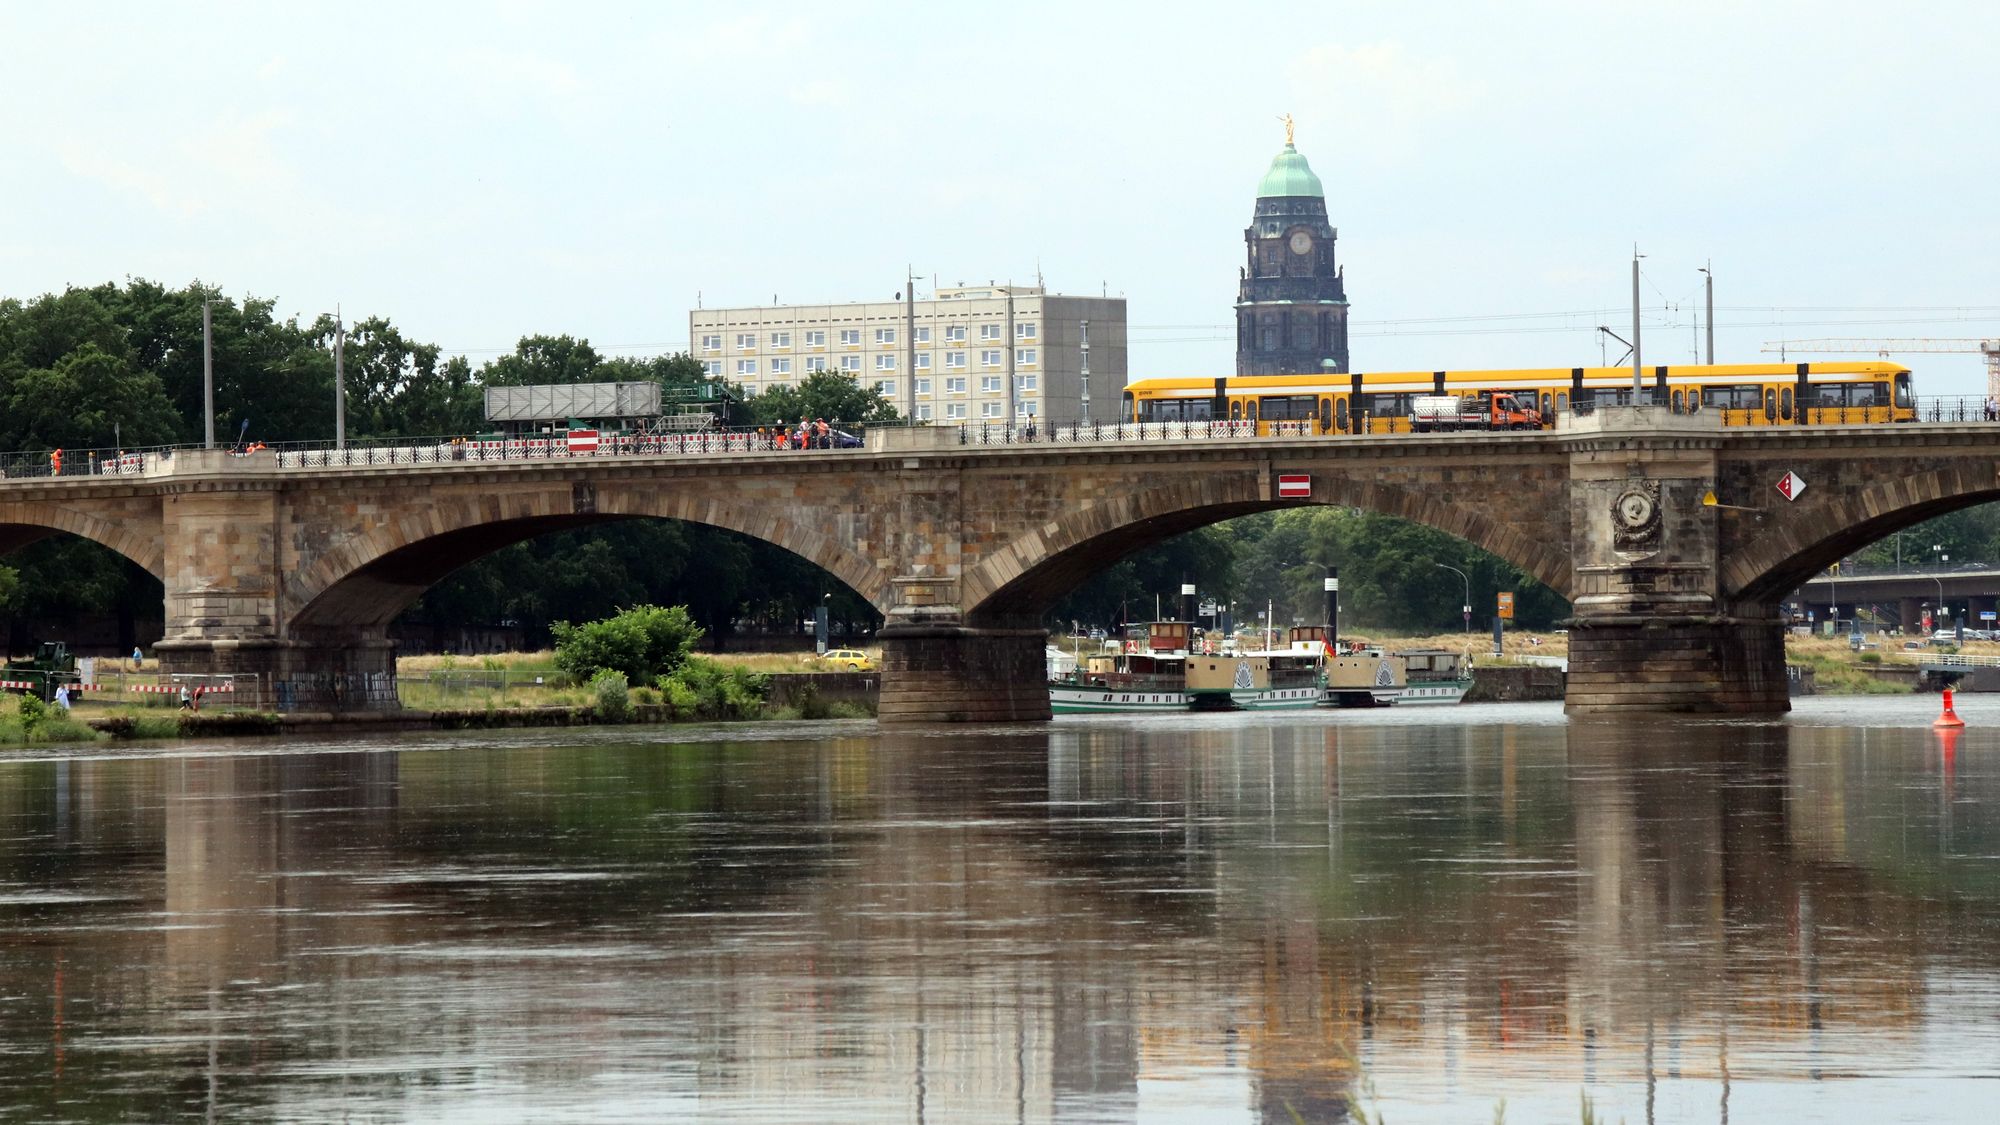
[49,448,62,476]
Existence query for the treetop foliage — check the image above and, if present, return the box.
[551,604,702,686]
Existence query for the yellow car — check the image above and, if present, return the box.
[821,649,874,671]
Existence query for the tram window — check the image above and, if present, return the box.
[1140,398,1214,423]
[1555,392,1568,412]
[1816,382,1886,408]
[1780,387,1794,420]
[1122,391,1135,422]
[1685,389,1701,412]
[1366,392,1415,417]
[1229,401,1241,421]
[1894,372,1912,408]
[1336,397,1350,431]
[1703,385,1761,410]
[1672,388,1685,412]
[1320,398,1332,432]
[1764,389,1777,421]
[1540,391,1553,415]
[1247,400,1259,423]
[1258,395,1317,420]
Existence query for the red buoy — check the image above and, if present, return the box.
[1934,688,1966,728]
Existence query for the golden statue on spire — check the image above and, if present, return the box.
[1280,113,1295,146]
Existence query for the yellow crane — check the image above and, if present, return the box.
[1761,337,2000,402]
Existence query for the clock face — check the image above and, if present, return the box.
[1617,491,1656,528]
[1288,231,1313,255]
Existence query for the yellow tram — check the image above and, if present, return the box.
[1122,362,1915,434]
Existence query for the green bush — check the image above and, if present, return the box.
[552,605,703,686]
[589,669,633,723]
[1858,652,1882,665]
[630,685,662,706]
[659,656,768,721]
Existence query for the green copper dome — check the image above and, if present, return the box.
[1257,143,1324,199]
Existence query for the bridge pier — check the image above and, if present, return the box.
[1563,407,1790,716]
[1565,612,1789,713]
[154,633,400,713]
[876,625,1051,724]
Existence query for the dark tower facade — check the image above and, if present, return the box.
[1235,137,1348,375]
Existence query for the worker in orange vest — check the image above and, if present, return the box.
[50,448,62,476]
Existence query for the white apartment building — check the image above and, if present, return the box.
[690,285,1127,427]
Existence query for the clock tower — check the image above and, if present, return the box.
[1235,125,1348,376]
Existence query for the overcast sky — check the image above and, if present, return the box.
[5,2,1997,394]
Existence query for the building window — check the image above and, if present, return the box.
[980,324,1001,341]
[771,357,791,374]
[980,375,1002,393]
[980,401,1003,418]
[945,325,967,343]
[946,351,966,369]
[840,355,862,371]
[840,328,861,346]
[736,359,756,376]
[916,404,933,421]
[805,356,828,372]
[915,377,932,394]
[1015,348,1037,367]
[980,349,1001,367]
[946,402,968,420]
[703,360,722,377]
[736,333,756,349]
[874,379,895,396]
[1017,401,1039,418]
[875,327,896,345]
[916,327,932,344]
[1015,322,1037,340]
[1016,374,1038,392]
[945,376,967,394]
[805,330,826,347]
[916,353,932,370]
[1259,328,1279,350]
[875,354,896,371]
[701,334,721,351]
[770,331,791,348]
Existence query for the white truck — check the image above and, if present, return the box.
[1411,392,1543,432]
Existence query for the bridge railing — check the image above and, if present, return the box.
[1912,396,1996,423]
[0,444,182,480]
[959,421,1261,445]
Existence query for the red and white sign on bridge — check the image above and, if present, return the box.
[1277,473,1312,499]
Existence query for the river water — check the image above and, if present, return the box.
[2,696,1996,1123]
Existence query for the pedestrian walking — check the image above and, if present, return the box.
[53,683,70,711]
[50,448,63,476]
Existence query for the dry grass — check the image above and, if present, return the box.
[400,648,874,676]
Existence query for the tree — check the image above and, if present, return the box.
[743,372,898,428]
[551,604,703,685]
[0,343,180,452]
[478,335,604,387]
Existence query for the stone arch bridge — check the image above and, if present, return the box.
[1,409,1994,721]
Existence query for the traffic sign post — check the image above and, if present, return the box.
[1497,592,1515,620]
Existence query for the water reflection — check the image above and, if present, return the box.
[0,709,1996,1122]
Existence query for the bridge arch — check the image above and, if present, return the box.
[1726,464,2000,603]
[961,470,1570,627]
[0,500,164,580]
[284,484,892,634]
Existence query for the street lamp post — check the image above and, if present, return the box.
[1435,563,1471,633]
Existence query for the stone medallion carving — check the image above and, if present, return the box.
[1611,478,1663,556]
